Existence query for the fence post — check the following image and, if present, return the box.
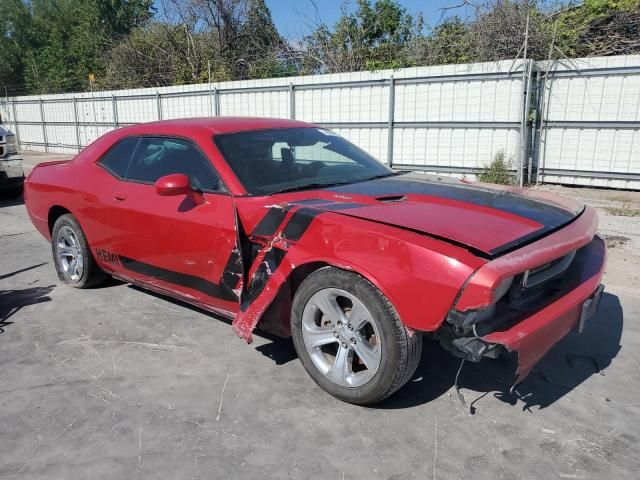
[387,75,395,167]
[156,92,162,120]
[112,95,118,128]
[73,97,81,152]
[519,59,533,186]
[213,88,220,116]
[208,85,213,116]
[11,98,20,150]
[289,83,295,119]
[39,98,48,153]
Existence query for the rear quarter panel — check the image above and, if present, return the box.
[25,131,118,241]
[25,160,79,240]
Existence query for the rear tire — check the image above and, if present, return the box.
[52,214,106,288]
[291,267,422,405]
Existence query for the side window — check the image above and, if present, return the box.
[125,137,223,192]
[98,137,139,178]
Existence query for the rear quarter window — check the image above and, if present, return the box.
[98,137,139,178]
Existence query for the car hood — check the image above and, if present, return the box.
[318,173,584,257]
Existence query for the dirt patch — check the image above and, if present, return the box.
[601,234,630,248]
[604,205,640,217]
[532,184,640,291]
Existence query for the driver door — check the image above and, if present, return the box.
[108,136,241,314]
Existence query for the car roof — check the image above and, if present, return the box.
[116,117,315,137]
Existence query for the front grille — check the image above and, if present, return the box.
[507,251,576,309]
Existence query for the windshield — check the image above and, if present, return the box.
[213,127,393,195]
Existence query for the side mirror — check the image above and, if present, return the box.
[155,173,191,196]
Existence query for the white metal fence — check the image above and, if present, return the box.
[1,55,639,189]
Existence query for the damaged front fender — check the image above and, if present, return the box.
[231,199,480,343]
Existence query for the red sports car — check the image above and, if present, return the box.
[24,118,605,404]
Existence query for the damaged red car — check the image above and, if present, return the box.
[24,118,606,405]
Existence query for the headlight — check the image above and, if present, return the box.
[491,276,514,304]
[446,275,514,329]
[5,135,17,154]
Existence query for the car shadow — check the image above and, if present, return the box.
[255,337,298,365]
[0,285,55,330]
[124,284,290,346]
[376,292,623,412]
[0,192,24,207]
[124,281,623,412]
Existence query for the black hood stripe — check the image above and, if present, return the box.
[326,172,579,230]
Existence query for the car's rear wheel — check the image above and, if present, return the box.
[52,214,106,288]
[291,267,422,405]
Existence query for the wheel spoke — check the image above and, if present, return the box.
[61,230,75,246]
[327,346,351,384]
[75,256,83,277]
[68,259,77,276]
[57,244,74,256]
[353,339,379,370]
[348,301,372,332]
[304,327,338,348]
[313,292,348,326]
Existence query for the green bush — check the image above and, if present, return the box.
[478,151,515,185]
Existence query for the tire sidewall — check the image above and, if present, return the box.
[52,214,92,288]
[291,267,404,404]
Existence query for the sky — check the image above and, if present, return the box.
[264,0,475,40]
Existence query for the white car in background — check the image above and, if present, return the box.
[0,125,24,199]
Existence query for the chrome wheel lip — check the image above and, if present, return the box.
[301,287,382,388]
[56,225,83,282]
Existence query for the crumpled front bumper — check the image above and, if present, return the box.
[442,205,606,383]
[482,235,606,382]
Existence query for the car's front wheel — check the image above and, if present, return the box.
[291,267,422,405]
[52,214,106,288]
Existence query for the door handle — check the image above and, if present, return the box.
[113,191,127,201]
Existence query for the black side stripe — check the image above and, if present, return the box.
[288,198,334,206]
[219,247,244,294]
[252,206,292,237]
[240,247,287,311]
[281,202,367,241]
[235,199,369,312]
[251,200,366,239]
[281,207,321,241]
[119,255,239,302]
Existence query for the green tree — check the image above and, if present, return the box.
[552,0,640,57]
[303,0,421,73]
[0,0,153,94]
[0,0,32,95]
[410,16,471,66]
[237,0,289,78]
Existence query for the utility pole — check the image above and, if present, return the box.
[518,11,531,187]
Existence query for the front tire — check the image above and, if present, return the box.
[52,214,106,288]
[291,267,422,405]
